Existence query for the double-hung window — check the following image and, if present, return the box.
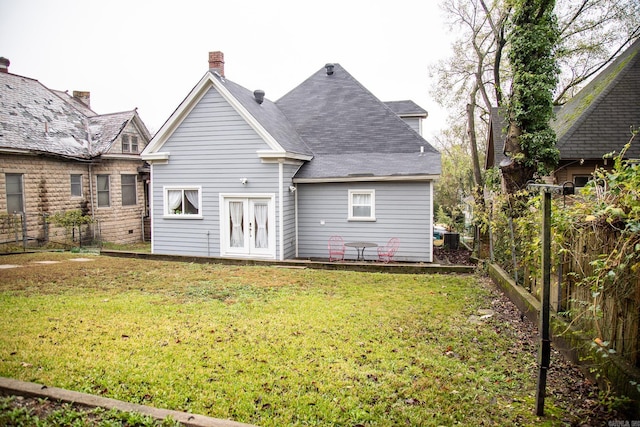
[6,173,24,213]
[122,135,139,153]
[164,186,201,218]
[97,175,110,207]
[121,175,137,206]
[348,189,375,221]
[71,174,82,197]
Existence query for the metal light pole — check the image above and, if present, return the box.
[526,183,573,416]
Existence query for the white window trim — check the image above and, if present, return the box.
[163,186,203,219]
[348,189,376,221]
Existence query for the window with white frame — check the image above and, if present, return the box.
[71,174,82,197]
[122,135,139,153]
[348,189,375,220]
[97,175,110,207]
[6,173,24,213]
[121,174,137,206]
[164,187,201,217]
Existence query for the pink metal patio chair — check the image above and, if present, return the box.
[377,237,400,263]
[328,235,345,261]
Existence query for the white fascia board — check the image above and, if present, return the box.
[293,174,440,183]
[141,152,170,162]
[257,150,313,162]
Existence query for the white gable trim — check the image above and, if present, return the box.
[141,71,290,159]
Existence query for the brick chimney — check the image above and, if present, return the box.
[73,91,91,108]
[0,57,10,73]
[208,51,224,77]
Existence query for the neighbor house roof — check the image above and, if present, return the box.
[276,63,440,180]
[384,100,428,118]
[552,37,640,160]
[0,70,149,160]
[485,107,508,169]
[485,37,640,170]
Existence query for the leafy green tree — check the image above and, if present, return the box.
[432,0,640,193]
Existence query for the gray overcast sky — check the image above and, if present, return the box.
[0,0,454,138]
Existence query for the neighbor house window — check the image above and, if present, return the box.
[71,174,82,197]
[164,186,201,217]
[97,175,110,207]
[348,189,375,221]
[574,175,591,188]
[121,174,137,206]
[122,135,139,153]
[6,173,24,213]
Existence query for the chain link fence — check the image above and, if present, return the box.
[0,212,102,253]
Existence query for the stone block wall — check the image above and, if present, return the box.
[0,154,147,247]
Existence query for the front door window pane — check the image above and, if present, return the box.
[229,201,245,247]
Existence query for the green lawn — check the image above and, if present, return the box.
[0,252,561,426]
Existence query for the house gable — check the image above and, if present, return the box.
[142,72,311,164]
[553,38,640,160]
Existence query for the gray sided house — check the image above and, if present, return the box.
[0,57,152,247]
[142,52,441,262]
[486,37,640,185]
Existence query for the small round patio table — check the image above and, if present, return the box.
[344,241,378,261]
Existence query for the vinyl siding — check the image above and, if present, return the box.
[296,181,433,262]
[282,163,300,259]
[401,117,421,135]
[150,87,291,258]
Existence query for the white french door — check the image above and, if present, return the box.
[222,196,275,258]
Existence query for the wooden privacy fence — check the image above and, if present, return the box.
[564,228,639,368]
[527,226,640,369]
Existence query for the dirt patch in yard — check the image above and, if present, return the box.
[434,246,475,265]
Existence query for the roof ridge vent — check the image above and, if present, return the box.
[253,89,265,104]
[325,63,334,75]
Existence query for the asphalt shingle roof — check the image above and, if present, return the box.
[0,71,142,160]
[487,38,640,168]
[276,63,440,178]
[384,100,428,117]
[552,38,640,159]
[218,74,312,157]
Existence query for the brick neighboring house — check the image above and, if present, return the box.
[0,57,152,248]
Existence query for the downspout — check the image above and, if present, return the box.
[294,182,299,258]
[88,164,95,222]
[149,164,154,254]
[279,161,284,261]
[84,119,96,224]
[428,181,434,263]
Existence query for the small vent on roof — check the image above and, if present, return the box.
[325,63,334,75]
[253,90,265,105]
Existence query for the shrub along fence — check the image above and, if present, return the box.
[0,212,98,252]
[480,142,640,411]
